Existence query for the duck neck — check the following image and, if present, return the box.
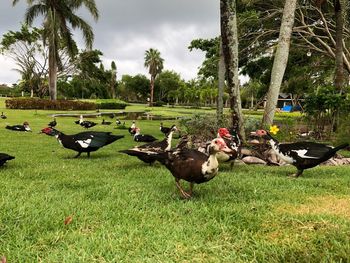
[165,131,174,151]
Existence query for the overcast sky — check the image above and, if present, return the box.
[0,0,220,85]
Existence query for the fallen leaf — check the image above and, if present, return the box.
[64,215,73,225]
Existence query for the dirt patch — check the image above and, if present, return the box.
[276,195,350,219]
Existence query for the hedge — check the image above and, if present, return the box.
[96,99,128,109]
[5,98,96,110]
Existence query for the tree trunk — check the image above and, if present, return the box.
[48,46,57,100]
[217,41,225,126]
[334,0,344,91]
[220,0,245,141]
[149,76,155,106]
[262,0,297,126]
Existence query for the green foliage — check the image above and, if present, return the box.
[154,70,185,102]
[96,99,128,109]
[118,74,150,102]
[5,98,96,110]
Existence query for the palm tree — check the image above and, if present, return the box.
[13,0,99,100]
[144,48,164,106]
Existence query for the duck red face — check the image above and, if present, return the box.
[211,138,232,153]
[255,129,267,137]
[40,127,58,136]
[217,128,232,138]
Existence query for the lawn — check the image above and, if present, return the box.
[0,98,350,262]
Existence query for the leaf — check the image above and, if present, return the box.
[64,215,73,225]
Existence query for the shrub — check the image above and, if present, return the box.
[5,98,96,110]
[96,99,128,109]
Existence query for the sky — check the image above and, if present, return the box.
[0,0,220,85]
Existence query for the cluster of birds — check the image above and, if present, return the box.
[1,111,349,199]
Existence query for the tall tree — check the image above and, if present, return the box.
[13,0,99,100]
[144,48,164,106]
[220,0,245,140]
[262,0,297,126]
[110,61,117,99]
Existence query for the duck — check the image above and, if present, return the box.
[116,119,122,125]
[75,115,83,124]
[0,153,15,166]
[133,128,157,142]
[119,125,178,165]
[80,120,97,129]
[48,118,57,128]
[128,121,137,135]
[160,122,172,135]
[255,129,349,177]
[215,128,240,165]
[40,127,124,158]
[1,112,7,119]
[151,138,232,199]
[6,121,31,132]
[101,119,112,125]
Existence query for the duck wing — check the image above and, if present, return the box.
[279,142,333,159]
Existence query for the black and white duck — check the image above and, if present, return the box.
[119,125,178,165]
[1,112,7,119]
[40,127,124,158]
[6,121,31,132]
[48,118,57,128]
[133,128,157,142]
[128,121,137,135]
[255,129,349,177]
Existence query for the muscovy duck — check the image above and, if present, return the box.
[1,112,7,119]
[116,119,122,125]
[101,119,112,125]
[255,129,349,177]
[119,125,178,165]
[133,128,157,142]
[75,115,83,124]
[160,122,172,135]
[40,127,124,158]
[48,118,57,128]
[216,128,240,164]
[80,120,97,129]
[0,153,15,166]
[6,122,31,132]
[128,121,137,135]
[151,138,232,199]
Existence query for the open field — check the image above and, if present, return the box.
[0,99,350,262]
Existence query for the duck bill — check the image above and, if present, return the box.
[221,145,233,153]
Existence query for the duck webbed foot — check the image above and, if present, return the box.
[288,169,303,178]
[175,179,192,199]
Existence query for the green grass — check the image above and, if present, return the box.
[0,98,350,262]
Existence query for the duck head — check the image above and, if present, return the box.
[217,128,232,138]
[134,127,141,135]
[23,121,31,131]
[254,129,274,140]
[40,127,60,137]
[208,138,232,155]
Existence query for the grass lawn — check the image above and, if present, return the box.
[0,98,350,262]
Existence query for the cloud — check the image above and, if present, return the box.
[0,0,220,84]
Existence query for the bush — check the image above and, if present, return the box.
[5,98,96,110]
[96,99,128,109]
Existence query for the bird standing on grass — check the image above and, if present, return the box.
[151,138,232,199]
[40,127,124,158]
[133,128,157,142]
[254,129,349,177]
[48,118,57,128]
[1,112,7,119]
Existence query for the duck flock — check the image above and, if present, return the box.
[1,112,349,199]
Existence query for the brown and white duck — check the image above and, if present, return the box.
[151,137,232,199]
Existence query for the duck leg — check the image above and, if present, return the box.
[188,183,194,197]
[175,179,191,199]
[289,169,303,178]
[74,152,81,158]
[87,152,90,158]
